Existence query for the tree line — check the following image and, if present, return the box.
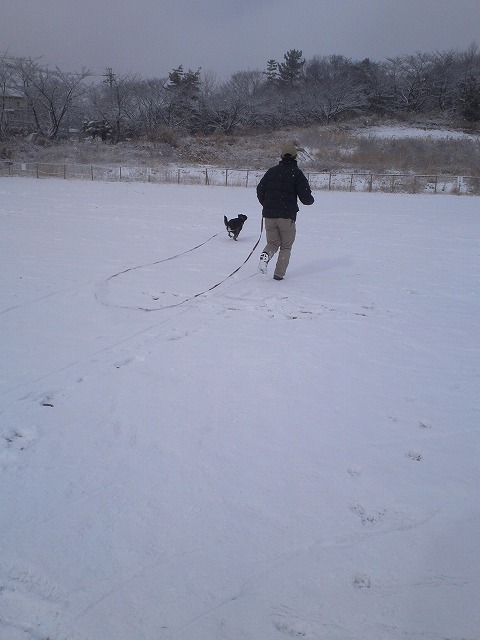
[1,45,480,142]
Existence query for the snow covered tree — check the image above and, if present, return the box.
[300,55,367,122]
[385,54,433,114]
[85,70,141,142]
[135,77,169,134]
[349,58,394,116]
[458,73,480,121]
[198,70,265,133]
[14,58,90,139]
[429,50,461,114]
[164,65,201,130]
[265,59,279,84]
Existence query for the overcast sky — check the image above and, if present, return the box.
[2,0,480,79]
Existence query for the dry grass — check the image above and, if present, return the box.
[294,124,480,176]
[2,121,479,177]
[340,136,480,175]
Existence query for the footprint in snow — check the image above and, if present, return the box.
[0,562,73,640]
[353,574,371,589]
[2,426,39,451]
[347,467,362,478]
[407,451,423,461]
[273,621,307,637]
[418,421,431,429]
[351,503,386,526]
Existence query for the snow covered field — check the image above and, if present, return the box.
[1,177,479,640]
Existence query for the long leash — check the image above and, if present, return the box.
[100,218,264,313]
[106,232,221,283]
[186,217,264,298]
[138,217,264,312]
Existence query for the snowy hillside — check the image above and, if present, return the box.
[1,178,479,640]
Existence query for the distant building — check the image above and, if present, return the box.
[1,89,29,132]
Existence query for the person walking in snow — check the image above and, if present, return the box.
[256,144,314,280]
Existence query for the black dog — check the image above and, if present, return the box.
[224,214,247,240]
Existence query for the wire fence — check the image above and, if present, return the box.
[1,160,479,195]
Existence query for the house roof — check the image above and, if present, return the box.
[3,89,25,98]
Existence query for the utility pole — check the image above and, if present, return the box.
[103,67,116,90]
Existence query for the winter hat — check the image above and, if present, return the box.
[281,143,297,158]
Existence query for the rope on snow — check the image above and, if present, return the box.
[99,218,264,312]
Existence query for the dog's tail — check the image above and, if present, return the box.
[224,215,229,229]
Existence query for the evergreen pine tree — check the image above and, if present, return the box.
[278,49,305,86]
[265,59,279,83]
[166,65,202,130]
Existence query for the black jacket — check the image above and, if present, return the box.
[256,158,314,221]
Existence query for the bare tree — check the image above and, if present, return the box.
[385,53,433,113]
[86,70,141,142]
[458,73,480,121]
[429,50,461,113]
[198,75,238,134]
[135,77,169,133]
[459,42,480,75]
[300,56,367,122]
[14,58,91,138]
